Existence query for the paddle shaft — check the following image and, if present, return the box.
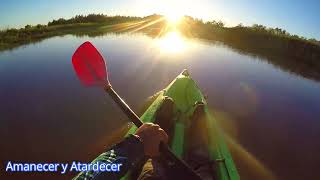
[104,85,202,180]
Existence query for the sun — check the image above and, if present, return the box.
[164,12,183,24]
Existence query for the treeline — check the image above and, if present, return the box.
[0,23,50,50]
[244,23,318,45]
[0,14,144,51]
[183,16,319,45]
[180,16,320,80]
[47,14,141,26]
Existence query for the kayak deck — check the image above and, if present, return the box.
[124,69,239,180]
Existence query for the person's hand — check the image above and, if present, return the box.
[135,123,168,157]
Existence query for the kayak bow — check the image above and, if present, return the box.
[123,69,239,180]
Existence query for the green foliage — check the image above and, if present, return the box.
[201,19,319,45]
[47,14,140,26]
[180,17,320,81]
[25,25,31,29]
[0,14,145,51]
[236,23,244,28]
[206,20,225,27]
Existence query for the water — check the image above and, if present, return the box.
[0,32,319,180]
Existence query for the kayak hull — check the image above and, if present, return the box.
[123,69,239,180]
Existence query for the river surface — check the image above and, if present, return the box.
[0,32,319,180]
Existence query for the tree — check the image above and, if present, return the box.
[36,24,45,29]
[308,38,318,43]
[207,20,224,27]
[252,24,266,31]
[236,23,244,28]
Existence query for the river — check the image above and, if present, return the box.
[0,32,319,180]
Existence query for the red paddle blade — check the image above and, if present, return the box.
[72,41,108,86]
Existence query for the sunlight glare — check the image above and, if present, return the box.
[162,2,184,25]
[156,31,186,54]
[165,12,183,24]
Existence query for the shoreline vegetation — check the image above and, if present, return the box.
[1,14,319,81]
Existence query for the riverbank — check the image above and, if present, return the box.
[178,18,320,81]
[1,14,319,81]
[178,17,320,81]
[0,14,145,51]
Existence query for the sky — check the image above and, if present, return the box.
[0,0,319,39]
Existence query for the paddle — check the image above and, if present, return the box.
[71,41,202,180]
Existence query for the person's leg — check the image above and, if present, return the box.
[138,97,175,180]
[153,96,175,141]
[138,159,163,180]
[185,102,216,180]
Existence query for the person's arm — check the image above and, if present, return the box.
[74,123,168,180]
[74,134,144,180]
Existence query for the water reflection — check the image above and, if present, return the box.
[156,31,187,54]
[0,33,319,180]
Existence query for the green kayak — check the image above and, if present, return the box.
[122,69,239,180]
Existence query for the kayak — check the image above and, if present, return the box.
[122,69,239,180]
